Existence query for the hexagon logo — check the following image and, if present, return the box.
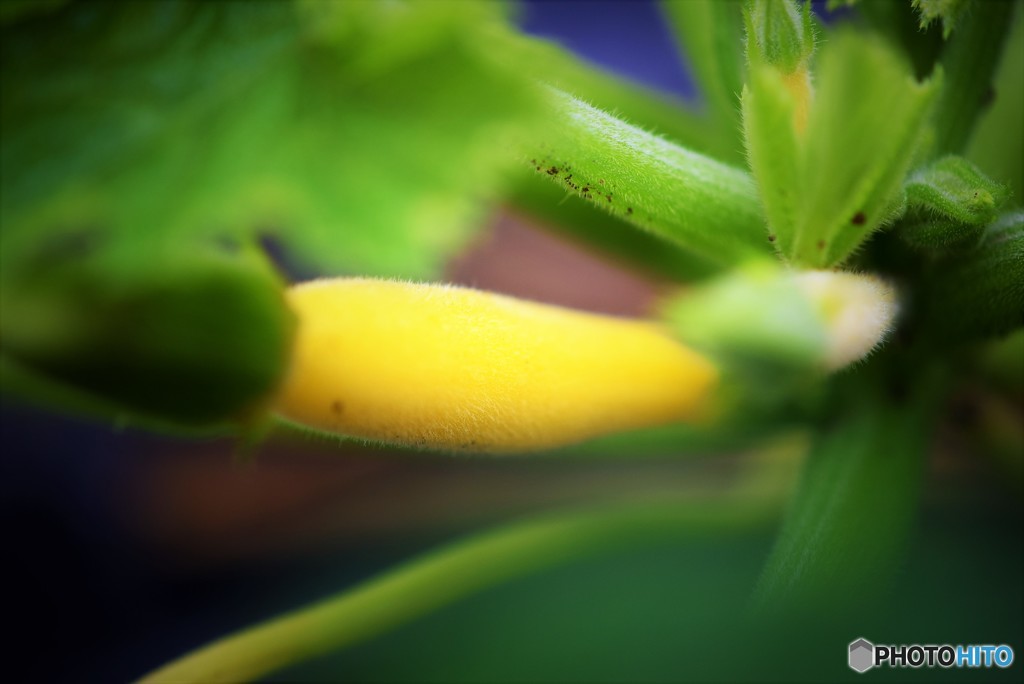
[849,638,875,673]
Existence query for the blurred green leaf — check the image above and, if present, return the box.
[0,0,551,425]
[0,0,544,281]
[523,88,769,266]
[659,0,746,164]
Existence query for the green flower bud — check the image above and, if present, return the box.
[900,155,1008,250]
[745,0,815,73]
[662,263,896,374]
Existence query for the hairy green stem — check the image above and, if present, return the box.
[523,88,768,266]
[140,475,790,683]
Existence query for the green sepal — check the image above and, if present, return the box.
[741,64,802,257]
[742,31,940,267]
[0,235,295,427]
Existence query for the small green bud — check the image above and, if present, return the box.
[901,156,1009,251]
[661,263,896,375]
[904,155,1008,225]
[745,0,815,73]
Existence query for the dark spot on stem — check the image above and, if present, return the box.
[817,239,826,250]
[851,211,866,226]
[547,166,559,175]
[582,186,590,193]
[599,179,605,185]
[605,194,612,202]
[626,207,633,215]
[768,234,776,242]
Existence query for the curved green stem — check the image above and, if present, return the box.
[139,465,792,683]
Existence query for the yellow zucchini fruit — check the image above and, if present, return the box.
[273,278,718,452]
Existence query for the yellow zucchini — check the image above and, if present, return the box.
[274,278,718,452]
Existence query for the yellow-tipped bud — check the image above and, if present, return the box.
[273,278,718,452]
[793,270,897,370]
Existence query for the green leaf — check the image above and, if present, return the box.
[0,0,555,425]
[741,64,803,257]
[0,0,544,281]
[796,33,939,266]
[522,88,769,266]
[923,210,1024,339]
